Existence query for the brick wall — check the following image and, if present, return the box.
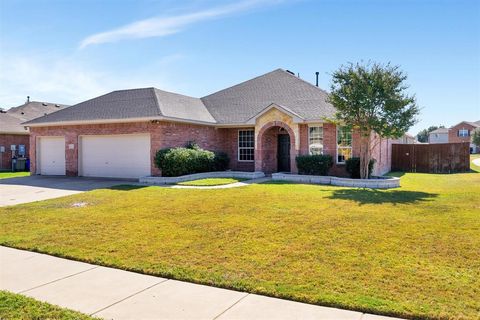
[449,123,476,144]
[0,134,29,170]
[221,128,255,172]
[30,121,238,176]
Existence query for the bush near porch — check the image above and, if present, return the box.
[154,142,229,177]
[1,159,479,319]
[295,154,333,175]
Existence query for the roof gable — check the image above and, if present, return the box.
[201,69,335,124]
[24,69,337,126]
[245,103,305,124]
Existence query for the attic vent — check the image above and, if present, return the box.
[42,103,48,106]
[286,70,295,75]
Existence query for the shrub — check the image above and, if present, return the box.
[213,151,230,171]
[296,154,333,176]
[345,157,376,179]
[154,144,229,177]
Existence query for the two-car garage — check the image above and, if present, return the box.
[36,134,151,179]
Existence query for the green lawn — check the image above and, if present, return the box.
[177,177,246,186]
[0,171,30,179]
[0,291,96,320]
[471,154,480,172]
[1,162,479,319]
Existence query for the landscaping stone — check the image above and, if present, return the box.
[139,171,265,185]
[272,173,400,189]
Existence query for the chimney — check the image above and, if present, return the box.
[26,96,30,103]
[315,72,319,87]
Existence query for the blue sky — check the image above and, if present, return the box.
[0,0,479,134]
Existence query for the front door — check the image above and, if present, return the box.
[277,134,290,172]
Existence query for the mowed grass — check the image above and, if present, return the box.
[0,291,96,320]
[471,154,480,172]
[1,163,479,319]
[177,177,246,186]
[0,171,30,179]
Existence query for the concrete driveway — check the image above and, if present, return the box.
[0,175,134,207]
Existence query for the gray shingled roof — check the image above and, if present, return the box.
[1,101,67,133]
[25,69,336,126]
[430,127,449,134]
[202,69,335,123]
[25,88,215,125]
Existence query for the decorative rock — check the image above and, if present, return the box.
[272,173,400,189]
[139,171,266,185]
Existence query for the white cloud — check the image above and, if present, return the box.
[79,0,283,49]
[0,53,183,108]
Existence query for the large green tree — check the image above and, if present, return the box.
[329,62,420,179]
[417,125,445,143]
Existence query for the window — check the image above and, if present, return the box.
[458,129,469,137]
[238,130,255,161]
[337,126,352,164]
[308,125,323,155]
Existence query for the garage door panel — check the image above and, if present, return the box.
[80,134,150,179]
[38,137,66,176]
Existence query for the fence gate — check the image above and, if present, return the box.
[392,142,470,173]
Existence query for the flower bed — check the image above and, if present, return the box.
[140,171,265,185]
[272,173,400,189]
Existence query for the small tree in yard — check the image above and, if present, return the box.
[473,129,480,148]
[329,62,420,179]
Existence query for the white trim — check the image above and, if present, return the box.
[237,129,255,162]
[458,128,469,137]
[24,115,333,129]
[307,124,324,155]
[336,126,352,164]
[0,131,30,135]
[24,115,218,128]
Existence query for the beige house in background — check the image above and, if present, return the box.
[428,127,449,144]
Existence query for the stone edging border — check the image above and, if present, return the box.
[272,173,400,189]
[139,171,266,185]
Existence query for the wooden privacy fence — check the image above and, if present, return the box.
[392,142,470,173]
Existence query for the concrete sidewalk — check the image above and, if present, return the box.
[0,246,403,320]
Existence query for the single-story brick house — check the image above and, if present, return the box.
[24,69,392,179]
[0,100,67,170]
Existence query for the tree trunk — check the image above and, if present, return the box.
[359,131,372,179]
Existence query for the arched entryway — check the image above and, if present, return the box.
[256,121,296,173]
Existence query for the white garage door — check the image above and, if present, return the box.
[37,136,66,175]
[80,134,151,179]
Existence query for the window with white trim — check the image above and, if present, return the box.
[458,129,469,137]
[308,125,323,155]
[238,130,255,161]
[337,126,352,164]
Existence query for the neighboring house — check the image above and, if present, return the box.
[393,133,415,144]
[0,100,67,170]
[448,121,480,153]
[24,69,392,179]
[428,127,449,144]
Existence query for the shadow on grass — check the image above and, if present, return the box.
[108,184,148,191]
[328,188,438,205]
